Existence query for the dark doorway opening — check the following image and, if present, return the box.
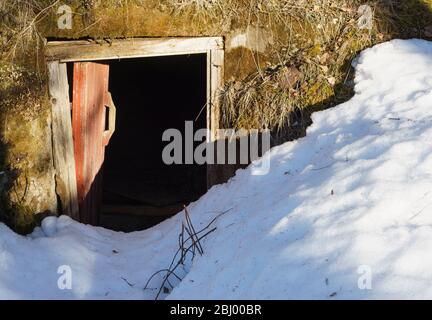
[68,54,208,232]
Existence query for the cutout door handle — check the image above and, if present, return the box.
[103,92,116,146]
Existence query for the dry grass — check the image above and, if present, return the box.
[0,0,59,70]
[2,0,432,135]
[166,0,431,135]
[203,0,376,133]
[171,0,221,10]
[221,66,299,131]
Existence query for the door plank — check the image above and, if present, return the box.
[47,61,79,220]
[72,62,109,225]
[207,49,225,188]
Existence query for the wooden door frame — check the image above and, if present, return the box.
[46,37,225,221]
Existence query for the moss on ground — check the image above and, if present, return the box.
[0,61,57,233]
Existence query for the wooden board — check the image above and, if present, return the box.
[72,62,110,225]
[209,49,224,141]
[207,49,225,188]
[46,37,224,62]
[47,61,79,220]
[101,204,182,217]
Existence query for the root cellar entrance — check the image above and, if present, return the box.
[100,55,207,231]
[47,37,224,232]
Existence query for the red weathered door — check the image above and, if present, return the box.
[72,62,115,225]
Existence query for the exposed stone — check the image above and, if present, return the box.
[277,66,301,90]
[227,27,274,54]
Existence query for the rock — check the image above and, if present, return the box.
[228,27,274,53]
[277,66,301,89]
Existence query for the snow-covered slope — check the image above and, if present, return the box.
[2,39,432,299]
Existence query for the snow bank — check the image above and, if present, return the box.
[2,39,432,299]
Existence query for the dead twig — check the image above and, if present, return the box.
[154,226,217,299]
[144,206,232,299]
[184,205,204,255]
[121,277,135,287]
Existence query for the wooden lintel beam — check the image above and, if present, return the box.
[45,37,224,62]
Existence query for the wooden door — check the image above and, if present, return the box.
[72,62,115,225]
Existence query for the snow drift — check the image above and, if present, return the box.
[2,39,432,299]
